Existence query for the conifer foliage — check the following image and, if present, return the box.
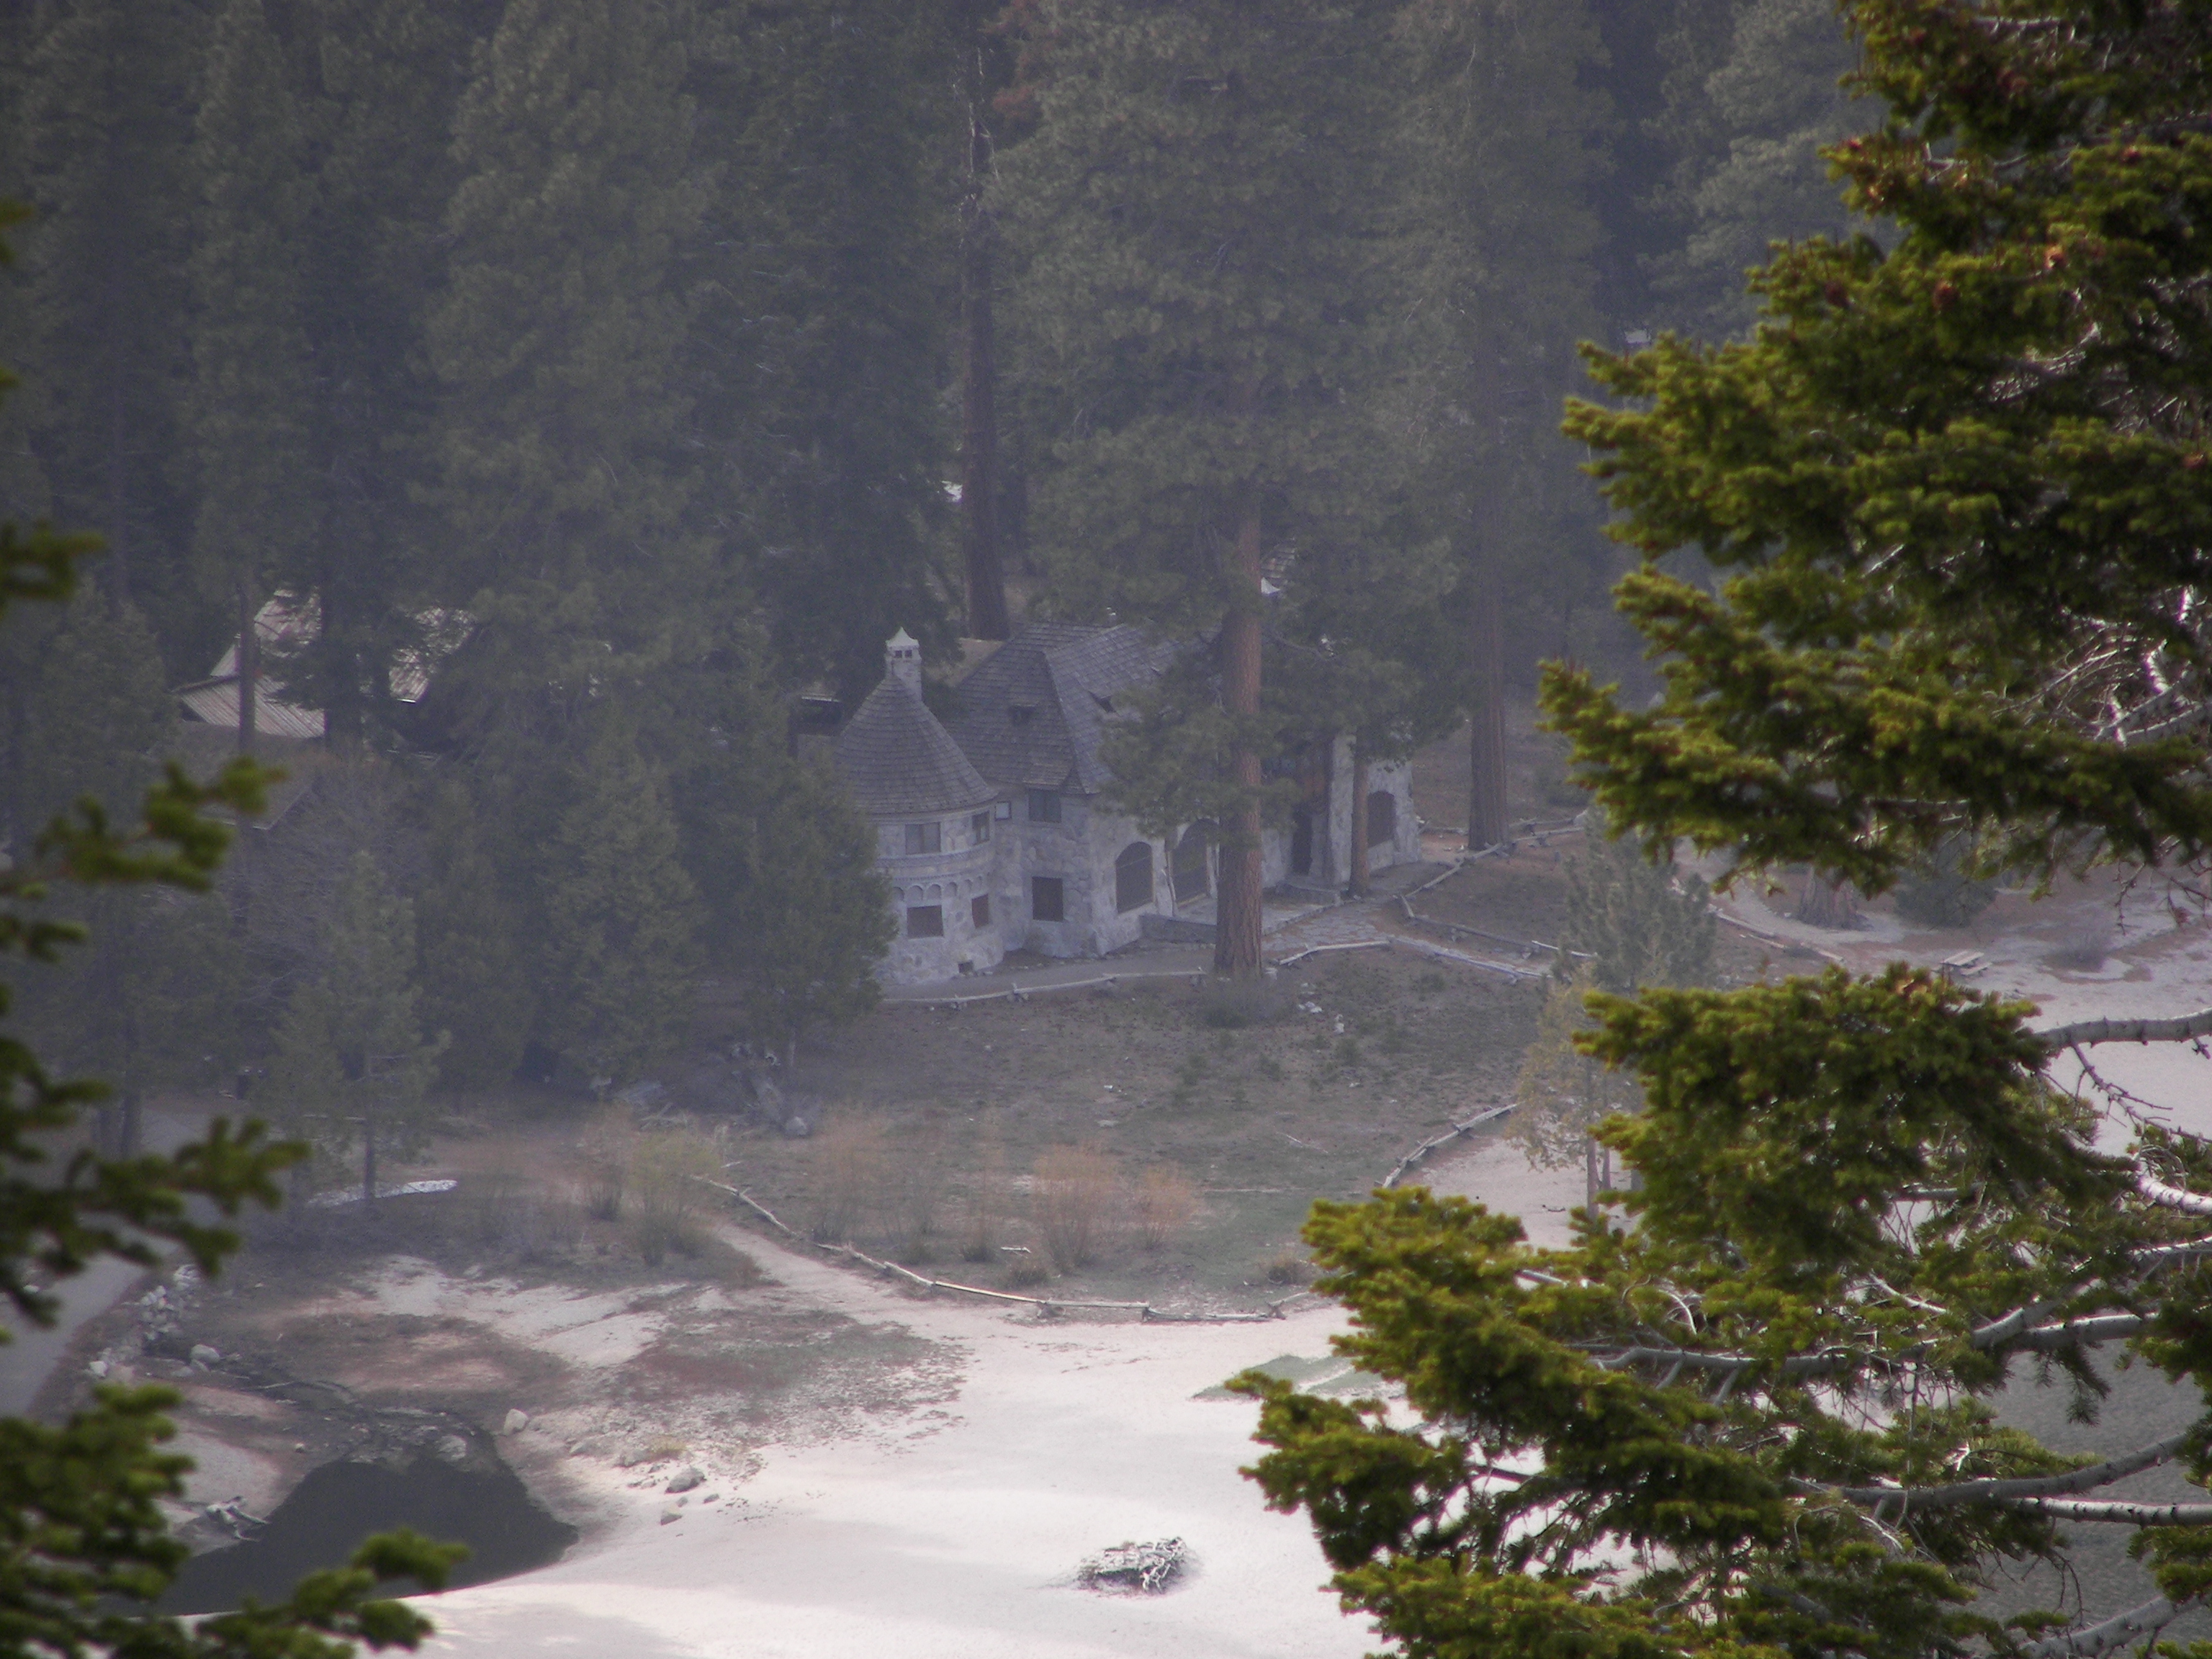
[1244,7,2212,1658]
[187,0,315,749]
[267,850,444,1208]
[0,217,459,1649]
[1000,0,1404,973]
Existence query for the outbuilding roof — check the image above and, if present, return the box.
[832,678,997,817]
[945,622,1179,794]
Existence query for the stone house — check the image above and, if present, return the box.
[833,623,1420,986]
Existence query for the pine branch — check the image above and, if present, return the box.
[2011,1498,2212,1525]
[2139,1173,2212,1218]
[1580,1308,2150,1382]
[2039,1007,2212,1048]
[2008,1313,2152,1351]
[2020,1594,2198,1659]
[1804,1430,2190,1511]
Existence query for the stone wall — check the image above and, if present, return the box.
[1001,791,1169,960]
[873,807,1002,982]
[1256,739,1420,894]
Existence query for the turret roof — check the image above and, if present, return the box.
[832,677,997,817]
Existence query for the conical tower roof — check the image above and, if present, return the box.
[832,677,996,817]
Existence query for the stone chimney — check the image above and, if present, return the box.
[885,627,922,693]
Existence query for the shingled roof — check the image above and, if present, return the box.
[945,622,1179,794]
[833,678,997,818]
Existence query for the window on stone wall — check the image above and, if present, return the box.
[907,904,944,938]
[1367,790,1397,846]
[1031,876,1064,922]
[1174,823,1213,899]
[971,811,991,844]
[1115,842,1153,913]
[904,821,941,855]
[1027,788,1061,823]
[971,894,992,930]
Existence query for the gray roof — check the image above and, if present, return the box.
[833,678,997,817]
[945,623,1179,794]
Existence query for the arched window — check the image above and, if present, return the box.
[1174,823,1212,900]
[1367,790,1398,848]
[1115,842,1154,914]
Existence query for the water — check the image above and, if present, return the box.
[159,1453,577,1614]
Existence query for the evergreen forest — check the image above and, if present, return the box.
[46,4,2212,1658]
[0,0,1863,1080]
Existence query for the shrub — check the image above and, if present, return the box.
[1130,1165,1197,1250]
[460,1164,526,1243]
[628,1130,721,1267]
[578,1108,633,1221]
[1034,1143,1118,1271]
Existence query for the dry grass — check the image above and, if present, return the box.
[578,1109,633,1221]
[1129,1164,1199,1251]
[812,1118,887,1243]
[879,1119,948,1262]
[1034,1143,1118,1272]
[628,1130,723,1267]
[956,1140,1010,1264]
[457,1164,526,1242]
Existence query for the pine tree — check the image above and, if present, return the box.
[1651,0,1866,336]
[3,587,170,842]
[690,0,961,698]
[187,0,315,753]
[1,595,241,1155]
[999,0,1403,974]
[287,0,498,745]
[0,202,459,1647]
[266,850,443,1208]
[1246,8,2212,1655]
[415,779,534,1093]
[657,634,891,1067]
[431,0,709,662]
[1509,812,1714,1203]
[722,768,891,1071]
[1390,0,1611,848]
[540,718,701,1086]
[7,0,207,662]
[1558,813,1716,997]
[1509,968,1640,1207]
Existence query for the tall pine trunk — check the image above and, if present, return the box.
[235,580,258,755]
[959,89,1011,642]
[105,339,132,606]
[1216,493,1264,976]
[1348,746,1371,897]
[322,580,360,748]
[1467,570,1508,848]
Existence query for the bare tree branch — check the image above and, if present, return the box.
[2039,1007,2212,1048]
[2020,1594,2198,1659]
[1805,1430,2190,1511]
[2139,1174,2212,1218]
[2014,1498,2212,1525]
[2010,1313,2152,1351]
